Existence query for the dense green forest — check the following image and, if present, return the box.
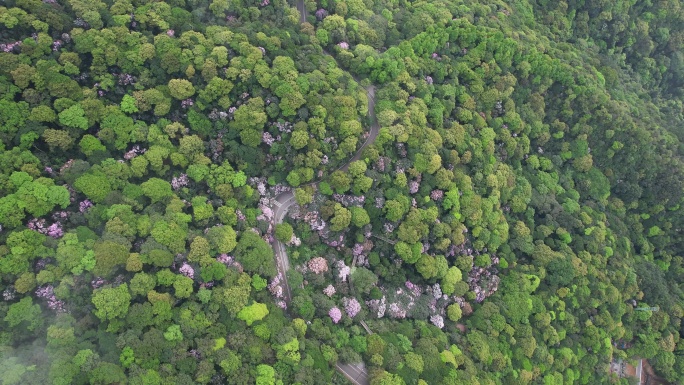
[1,0,683,384]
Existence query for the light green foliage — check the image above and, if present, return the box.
[120,94,139,114]
[235,230,276,277]
[255,364,275,385]
[79,134,106,156]
[141,178,173,203]
[168,79,195,100]
[74,172,112,203]
[173,276,193,298]
[92,284,131,322]
[4,297,42,331]
[446,304,462,322]
[237,302,269,326]
[58,104,88,130]
[206,225,237,253]
[441,267,463,295]
[350,206,371,227]
[163,324,183,342]
[330,203,351,231]
[251,274,267,291]
[275,223,293,243]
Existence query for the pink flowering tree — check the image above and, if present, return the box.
[323,284,336,297]
[329,307,342,324]
[179,263,195,279]
[307,257,328,274]
[343,297,361,318]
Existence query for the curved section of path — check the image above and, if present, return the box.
[271,84,378,308]
[270,4,375,384]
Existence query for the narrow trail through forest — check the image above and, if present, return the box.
[266,3,376,384]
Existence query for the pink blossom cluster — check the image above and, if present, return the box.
[166,29,175,37]
[323,284,336,297]
[388,303,406,319]
[179,263,195,279]
[467,259,500,303]
[404,281,422,296]
[74,18,89,28]
[332,194,365,207]
[181,98,194,109]
[91,277,107,289]
[337,261,350,282]
[409,180,420,194]
[315,9,328,20]
[35,285,66,312]
[430,314,444,329]
[430,189,444,201]
[235,209,246,221]
[352,243,365,258]
[28,218,64,238]
[124,145,146,160]
[366,296,386,318]
[268,273,284,298]
[52,40,63,51]
[1,41,22,53]
[431,283,443,299]
[338,42,350,50]
[59,159,74,174]
[262,132,276,146]
[308,257,328,274]
[117,73,135,86]
[329,307,342,323]
[3,287,16,301]
[79,199,93,213]
[321,154,329,165]
[217,254,234,265]
[343,297,361,318]
[325,234,345,248]
[272,121,293,134]
[288,234,301,247]
[303,211,326,231]
[52,211,69,221]
[172,174,189,190]
[260,0,269,6]
[375,156,388,172]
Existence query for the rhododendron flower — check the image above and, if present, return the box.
[323,285,336,297]
[329,307,342,323]
[343,297,361,318]
[308,257,328,274]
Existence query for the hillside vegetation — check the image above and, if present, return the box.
[0,0,682,384]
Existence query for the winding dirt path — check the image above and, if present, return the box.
[271,84,378,306]
[269,4,375,384]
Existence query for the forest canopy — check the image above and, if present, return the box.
[1,0,683,384]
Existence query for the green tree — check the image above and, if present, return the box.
[168,79,196,100]
[275,223,294,243]
[330,203,351,231]
[237,302,269,326]
[58,104,88,130]
[235,231,276,277]
[91,284,131,322]
[4,297,42,331]
[141,178,173,203]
